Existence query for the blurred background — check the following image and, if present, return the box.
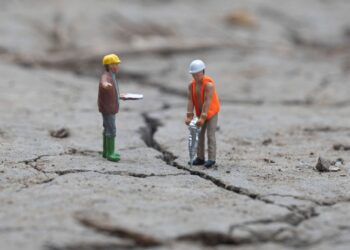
[1,0,349,105]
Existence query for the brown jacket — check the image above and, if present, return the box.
[98,71,119,114]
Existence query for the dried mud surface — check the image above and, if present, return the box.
[1,1,350,249]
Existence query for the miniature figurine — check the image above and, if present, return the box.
[98,54,122,162]
[185,59,220,168]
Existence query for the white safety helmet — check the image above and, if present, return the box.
[189,59,205,74]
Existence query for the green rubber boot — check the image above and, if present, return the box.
[102,135,107,158]
[106,136,120,162]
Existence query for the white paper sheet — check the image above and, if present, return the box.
[121,93,143,100]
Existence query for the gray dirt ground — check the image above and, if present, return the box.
[1,0,350,249]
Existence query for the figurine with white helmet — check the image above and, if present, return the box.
[185,59,220,168]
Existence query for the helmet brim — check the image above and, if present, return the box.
[189,69,204,74]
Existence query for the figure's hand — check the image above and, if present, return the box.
[196,118,205,127]
[196,113,207,127]
[102,82,113,89]
[185,112,194,125]
[120,94,126,100]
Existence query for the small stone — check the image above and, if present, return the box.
[262,138,272,146]
[336,158,345,164]
[315,157,340,172]
[50,128,70,138]
[161,103,171,110]
[335,161,342,168]
[333,144,350,151]
[264,158,275,164]
[225,10,257,28]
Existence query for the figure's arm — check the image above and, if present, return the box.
[101,75,113,89]
[202,82,214,115]
[196,82,214,127]
[185,83,194,125]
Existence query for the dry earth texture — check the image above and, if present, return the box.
[1,0,350,249]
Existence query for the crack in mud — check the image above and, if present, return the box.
[52,169,187,178]
[71,212,269,247]
[19,149,100,176]
[47,210,320,250]
[19,149,188,183]
[46,243,136,250]
[263,193,334,206]
[264,193,350,207]
[20,148,100,166]
[137,112,325,247]
[139,113,313,209]
[304,126,350,133]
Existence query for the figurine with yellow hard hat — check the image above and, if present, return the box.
[98,54,123,162]
[98,53,143,162]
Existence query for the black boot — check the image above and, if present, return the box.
[204,160,216,168]
[191,157,205,166]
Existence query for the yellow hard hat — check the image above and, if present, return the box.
[102,54,121,65]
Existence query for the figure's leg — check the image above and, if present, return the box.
[112,117,120,158]
[102,134,107,158]
[205,114,218,167]
[102,114,107,158]
[193,120,208,165]
[103,114,120,162]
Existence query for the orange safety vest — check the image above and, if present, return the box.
[191,75,220,120]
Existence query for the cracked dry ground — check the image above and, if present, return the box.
[1,0,350,250]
